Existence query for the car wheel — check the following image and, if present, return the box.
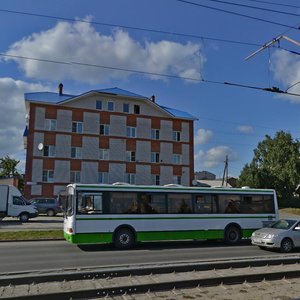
[114,228,135,249]
[47,209,55,217]
[280,238,294,253]
[224,226,242,245]
[19,212,29,222]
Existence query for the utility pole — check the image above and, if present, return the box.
[222,155,228,187]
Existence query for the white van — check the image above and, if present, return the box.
[0,185,38,222]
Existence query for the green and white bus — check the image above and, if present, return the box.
[63,183,278,249]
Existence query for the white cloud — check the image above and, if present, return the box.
[0,78,48,171]
[195,146,238,169]
[195,128,213,145]
[270,49,300,103]
[236,125,253,134]
[4,20,205,84]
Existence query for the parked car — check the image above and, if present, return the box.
[251,219,300,253]
[29,198,61,216]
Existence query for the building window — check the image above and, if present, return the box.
[152,175,160,185]
[107,101,114,111]
[123,103,129,113]
[151,129,160,140]
[72,122,83,133]
[43,145,55,157]
[42,170,54,182]
[174,175,182,185]
[173,131,181,141]
[45,119,56,131]
[151,152,160,163]
[71,147,81,159]
[70,171,81,183]
[98,172,109,184]
[100,124,109,135]
[134,105,140,114]
[99,148,109,160]
[172,154,182,164]
[125,173,135,184]
[96,100,102,110]
[126,151,136,162]
[126,126,136,138]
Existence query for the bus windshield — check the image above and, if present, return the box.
[65,194,74,216]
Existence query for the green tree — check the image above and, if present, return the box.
[237,131,300,203]
[0,155,20,177]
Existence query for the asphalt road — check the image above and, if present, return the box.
[0,239,292,274]
[0,214,64,231]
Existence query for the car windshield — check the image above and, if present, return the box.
[271,219,297,230]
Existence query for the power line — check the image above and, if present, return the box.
[0,8,261,47]
[204,0,300,17]
[247,0,300,10]
[177,0,300,30]
[1,52,300,97]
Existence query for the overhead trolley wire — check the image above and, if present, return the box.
[202,0,300,18]
[177,0,300,30]
[247,0,300,10]
[1,52,300,97]
[0,8,267,47]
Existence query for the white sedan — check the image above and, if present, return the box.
[251,219,300,253]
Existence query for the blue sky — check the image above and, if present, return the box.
[0,0,299,178]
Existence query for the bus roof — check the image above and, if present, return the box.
[67,183,275,194]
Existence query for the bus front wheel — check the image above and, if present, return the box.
[224,225,241,245]
[114,228,135,249]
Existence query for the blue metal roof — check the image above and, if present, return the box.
[25,92,74,103]
[24,88,196,120]
[95,87,149,99]
[160,105,198,120]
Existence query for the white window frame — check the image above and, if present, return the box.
[100,124,109,136]
[151,129,160,140]
[42,170,54,182]
[43,145,56,157]
[126,126,136,138]
[98,172,109,184]
[123,103,129,113]
[125,173,136,184]
[172,131,181,141]
[174,175,182,185]
[71,147,81,159]
[99,148,109,160]
[152,174,160,186]
[134,104,140,114]
[96,100,102,110]
[107,101,114,111]
[45,119,57,131]
[151,152,160,163]
[72,122,83,133]
[172,154,182,164]
[126,151,136,162]
[70,171,81,183]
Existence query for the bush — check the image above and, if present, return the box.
[278,196,300,208]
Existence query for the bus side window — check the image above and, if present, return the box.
[195,194,212,213]
[168,194,192,214]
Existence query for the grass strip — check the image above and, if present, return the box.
[0,230,64,241]
[280,208,300,216]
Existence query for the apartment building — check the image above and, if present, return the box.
[23,85,197,199]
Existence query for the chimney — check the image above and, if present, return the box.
[150,95,155,102]
[58,83,63,96]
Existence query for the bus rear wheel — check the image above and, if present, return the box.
[114,228,135,249]
[224,225,241,245]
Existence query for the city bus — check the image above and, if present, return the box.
[63,183,278,249]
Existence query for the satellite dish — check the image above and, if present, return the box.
[38,143,44,151]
